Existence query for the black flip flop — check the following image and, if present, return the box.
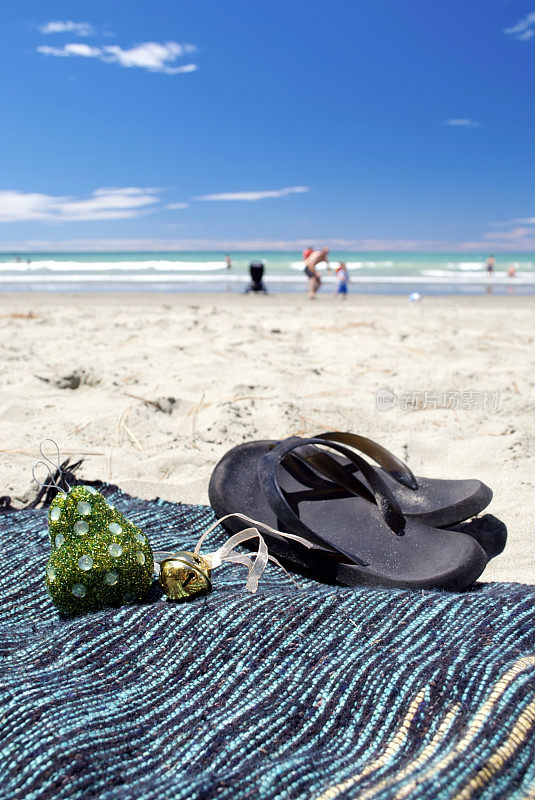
[209,437,488,591]
[208,433,502,559]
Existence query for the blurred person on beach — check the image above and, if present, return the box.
[486,255,495,276]
[245,260,267,293]
[225,253,232,292]
[303,246,329,299]
[334,261,349,298]
[507,264,517,294]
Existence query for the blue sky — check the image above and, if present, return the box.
[1,0,534,251]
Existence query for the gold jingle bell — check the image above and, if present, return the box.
[159,552,212,600]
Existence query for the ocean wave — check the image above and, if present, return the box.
[353,261,395,268]
[0,260,228,273]
[446,261,485,271]
[289,260,392,271]
[423,269,489,278]
[443,260,534,271]
[422,269,533,279]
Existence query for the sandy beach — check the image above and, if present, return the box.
[0,291,533,585]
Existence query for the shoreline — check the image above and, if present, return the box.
[1,290,535,305]
[0,278,532,297]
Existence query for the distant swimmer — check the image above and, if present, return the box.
[224,253,232,292]
[304,246,329,299]
[486,255,495,276]
[507,265,517,278]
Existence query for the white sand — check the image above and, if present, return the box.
[1,291,533,584]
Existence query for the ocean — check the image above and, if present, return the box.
[1,251,534,295]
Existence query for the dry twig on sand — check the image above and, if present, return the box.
[124,392,177,414]
[0,311,38,320]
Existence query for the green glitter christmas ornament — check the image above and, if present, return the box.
[45,485,154,615]
[36,440,154,616]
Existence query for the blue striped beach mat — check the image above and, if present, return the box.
[1,484,534,800]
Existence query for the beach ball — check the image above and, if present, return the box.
[409,292,422,303]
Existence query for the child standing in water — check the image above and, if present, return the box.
[334,261,349,298]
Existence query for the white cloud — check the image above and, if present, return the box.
[103,42,197,73]
[40,20,96,36]
[0,188,160,222]
[484,226,532,242]
[37,41,197,74]
[166,203,189,210]
[451,214,535,249]
[194,186,310,202]
[38,44,102,58]
[504,13,535,41]
[515,30,535,41]
[443,118,479,128]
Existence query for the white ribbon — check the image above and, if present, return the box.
[154,512,313,594]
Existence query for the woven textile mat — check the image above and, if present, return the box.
[1,484,534,800]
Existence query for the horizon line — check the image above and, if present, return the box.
[1,245,534,254]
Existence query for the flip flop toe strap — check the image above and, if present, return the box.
[257,436,407,564]
[314,431,419,490]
